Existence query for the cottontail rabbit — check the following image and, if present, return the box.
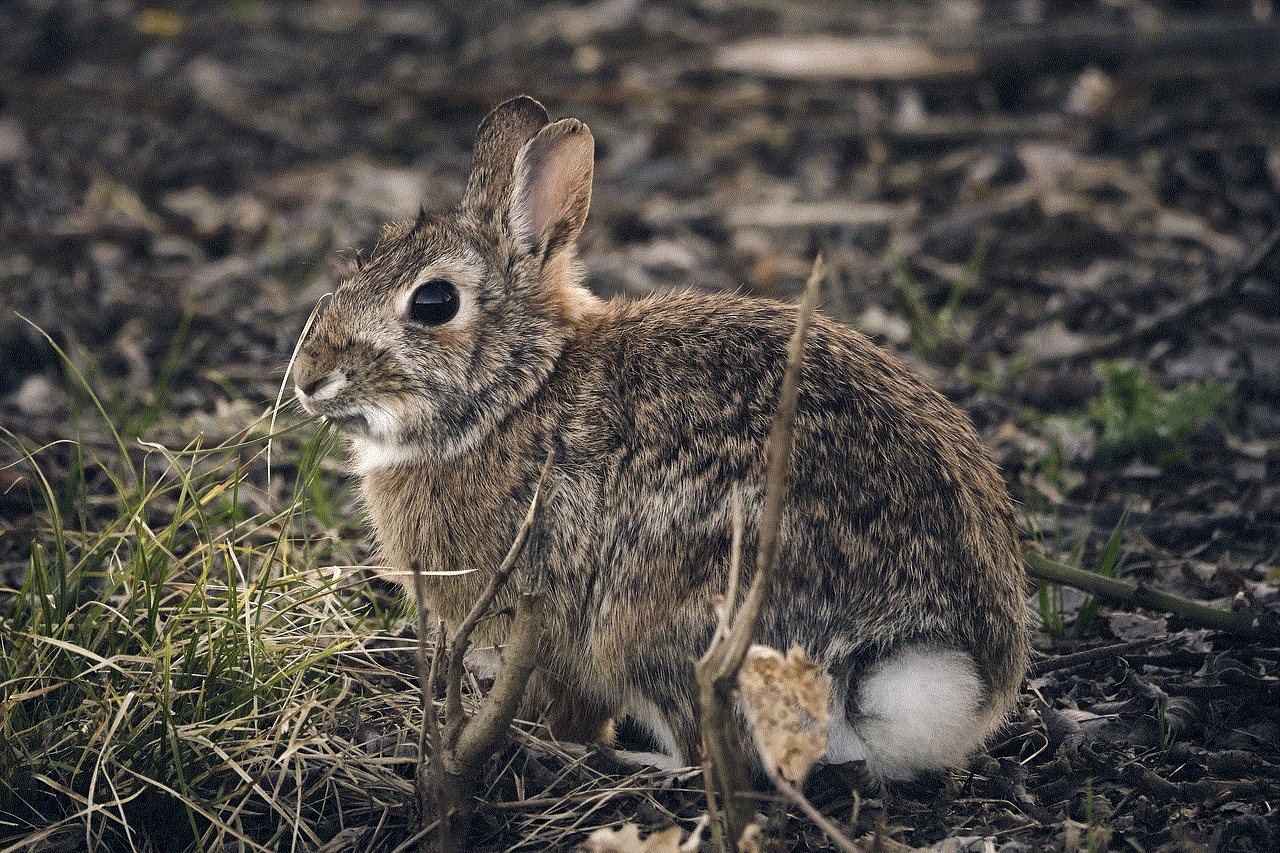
[293,96,1029,780]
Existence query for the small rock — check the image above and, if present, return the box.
[162,185,227,237]
[1065,66,1115,118]
[12,373,67,417]
[0,116,28,164]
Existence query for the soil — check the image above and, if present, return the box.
[1,1,1278,851]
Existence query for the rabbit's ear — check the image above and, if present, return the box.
[462,96,550,219]
[508,118,594,258]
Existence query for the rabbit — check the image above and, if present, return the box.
[291,96,1029,781]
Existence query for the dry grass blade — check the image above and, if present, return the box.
[270,292,331,481]
[0,384,432,851]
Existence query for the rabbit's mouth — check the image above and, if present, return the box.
[324,412,369,435]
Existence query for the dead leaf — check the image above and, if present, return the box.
[1154,210,1246,261]
[582,817,707,853]
[1021,321,1095,360]
[1108,612,1168,642]
[714,37,978,81]
[583,825,681,853]
[738,644,830,781]
[1065,66,1115,117]
[726,199,917,229]
[737,819,766,853]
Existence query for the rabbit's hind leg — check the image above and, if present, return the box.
[826,646,986,781]
[541,677,618,747]
[605,688,701,773]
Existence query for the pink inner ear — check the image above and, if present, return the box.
[511,128,591,252]
[524,155,572,244]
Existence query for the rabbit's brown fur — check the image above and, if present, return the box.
[293,97,1029,779]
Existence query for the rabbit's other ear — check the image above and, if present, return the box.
[509,118,594,258]
[463,96,550,220]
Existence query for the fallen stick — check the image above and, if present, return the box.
[1027,637,1164,678]
[941,14,1280,73]
[1024,551,1271,641]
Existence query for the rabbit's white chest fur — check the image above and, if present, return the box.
[349,436,427,475]
[295,96,1029,781]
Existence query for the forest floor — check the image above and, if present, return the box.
[1,2,1278,851]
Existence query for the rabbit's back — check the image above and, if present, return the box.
[560,291,1026,695]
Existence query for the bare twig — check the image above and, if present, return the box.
[432,589,544,852]
[424,621,446,840]
[726,255,824,673]
[712,489,746,644]
[701,490,745,853]
[410,561,437,828]
[429,450,554,853]
[1027,637,1164,677]
[445,449,555,731]
[1025,551,1271,641]
[695,257,824,851]
[762,763,865,853]
[449,589,544,770]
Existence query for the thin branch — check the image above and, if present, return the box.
[695,256,824,852]
[723,256,824,673]
[700,490,744,853]
[450,590,544,771]
[762,762,866,853]
[425,621,446,828]
[1027,637,1163,678]
[410,560,436,825]
[713,489,746,644]
[445,448,555,733]
[429,451,554,853]
[1025,551,1270,641]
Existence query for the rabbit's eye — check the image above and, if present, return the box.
[409,279,460,325]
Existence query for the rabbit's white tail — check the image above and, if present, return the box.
[825,646,994,780]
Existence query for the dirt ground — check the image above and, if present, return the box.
[1,1,1278,851]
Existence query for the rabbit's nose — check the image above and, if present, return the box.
[296,369,347,401]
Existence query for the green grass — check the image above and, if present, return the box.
[893,242,988,366]
[1029,510,1127,641]
[1087,362,1230,467]
[0,358,428,850]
